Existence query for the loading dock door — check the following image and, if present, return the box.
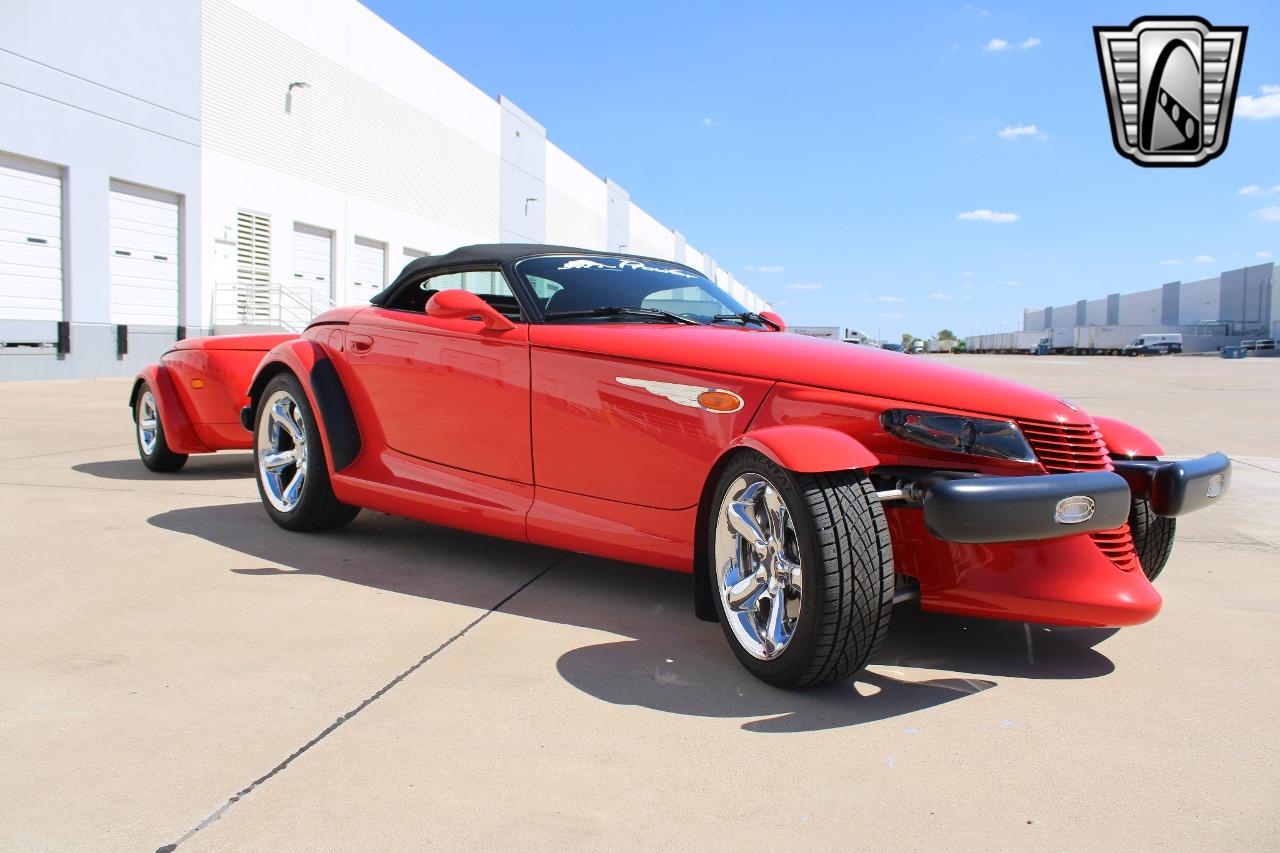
[109,182,180,325]
[350,237,385,304]
[0,154,63,322]
[292,223,333,304]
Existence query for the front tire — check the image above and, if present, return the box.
[135,383,187,472]
[707,452,894,689]
[254,373,360,531]
[1129,497,1175,582]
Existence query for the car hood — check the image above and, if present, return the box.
[530,325,1085,424]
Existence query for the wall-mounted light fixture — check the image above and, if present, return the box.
[285,81,310,113]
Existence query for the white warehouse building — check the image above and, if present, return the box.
[0,0,769,380]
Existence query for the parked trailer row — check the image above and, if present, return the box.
[964,327,1186,356]
[962,331,1046,353]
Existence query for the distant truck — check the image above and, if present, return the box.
[1122,333,1183,356]
[789,326,870,344]
[1073,325,1134,355]
[964,331,1048,354]
[1050,327,1075,353]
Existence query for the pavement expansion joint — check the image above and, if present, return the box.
[154,551,570,852]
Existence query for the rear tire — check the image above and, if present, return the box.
[707,452,894,688]
[135,383,188,472]
[254,372,360,532]
[1129,497,1175,582]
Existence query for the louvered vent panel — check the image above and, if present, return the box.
[235,209,271,323]
[1018,418,1141,572]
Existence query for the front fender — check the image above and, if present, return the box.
[131,364,208,455]
[726,425,880,473]
[246,339,362,472]
[1093,415,1164,459]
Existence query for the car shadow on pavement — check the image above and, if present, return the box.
[149,502,1117,734]
[73,454,255,482]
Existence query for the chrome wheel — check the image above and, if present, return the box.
[258,389,308,513]
[714,473,804,660]
[137,391,159,456]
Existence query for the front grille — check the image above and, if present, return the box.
[1018,418,1140,571]
[1016,419,1111,473]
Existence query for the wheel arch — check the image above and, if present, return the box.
[692,427,882,622]
[246,340,362,473]
[130,364,207,455]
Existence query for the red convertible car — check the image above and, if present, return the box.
[131,245,1231,688]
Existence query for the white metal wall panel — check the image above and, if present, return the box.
[350,237,385,304]
[682,244,705,274]
[202,0,500,240]
[1118,287,1162,325]
[627,202,675,260]
[109,182,180,325]
[292,223,332,298]
[1179,277,1221,324]
[1085,298,1108,325]
[0,154,63,322]
[544,144,607,249]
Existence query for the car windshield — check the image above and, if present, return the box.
[514,254,756,325]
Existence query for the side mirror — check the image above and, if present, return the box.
[758,311,786,332]
[425,289,516,332]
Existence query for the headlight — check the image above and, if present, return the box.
[880,409,1036,463]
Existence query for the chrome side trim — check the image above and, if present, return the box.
[615,377,744,413]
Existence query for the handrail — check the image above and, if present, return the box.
[213,281,337,332]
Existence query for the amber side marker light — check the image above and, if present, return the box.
[191,378,205,389]
[697,390,743,413]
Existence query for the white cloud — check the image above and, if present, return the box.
[754,264,784,273]
[1006,280,1022,287]
[1237,85,1280,120]
[1159,259,1183,266]
[1257,251,1273,259]
[701,117,714,126]
[997,123,1047,141]
[786,283,823,290]
[929,293,952,300]
[957,209,1019,223]
[983,38,1010,51]
[1193,255,1214,263]
[1239,185,1280,195]
[878,295,904,303]
[1256,206,1280,222]
[1019,37,1041,49]
[962,4,990,17]
[961,271,974,277]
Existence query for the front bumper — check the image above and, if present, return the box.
[917,453,1231,544]
[882,452,1231,628]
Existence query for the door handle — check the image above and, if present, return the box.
[348,334,374,354]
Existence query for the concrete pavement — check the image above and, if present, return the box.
[0,356,1276,851]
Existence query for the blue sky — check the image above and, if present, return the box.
[365,1,1280,339]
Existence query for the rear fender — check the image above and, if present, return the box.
[246,340,362,472]
[692,425,881,621]
[130,364,208,455]
[1093,415,1163,460]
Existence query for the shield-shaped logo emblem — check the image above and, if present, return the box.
[1094,17,1247,167]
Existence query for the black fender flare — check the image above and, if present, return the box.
[246,347,362,472]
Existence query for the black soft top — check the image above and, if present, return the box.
[370,243,703,307]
